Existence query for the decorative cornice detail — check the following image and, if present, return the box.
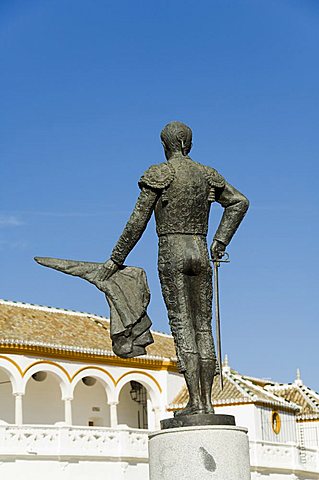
[0,343,177,371]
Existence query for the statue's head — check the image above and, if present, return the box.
[160,121,192,159]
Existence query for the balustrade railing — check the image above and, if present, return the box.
[0,424,318,474]
[0,424,149,459]
[249,439,319,473]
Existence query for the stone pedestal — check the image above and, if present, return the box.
[149,425,251,480]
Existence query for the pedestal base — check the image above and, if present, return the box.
[149,425,251,480]
[161,413,235,429]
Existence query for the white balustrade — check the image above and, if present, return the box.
[249,440,319,474]
[0,424,149,460]
[0,424,318,475]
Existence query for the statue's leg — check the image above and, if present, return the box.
[160,274,203,415]
[191,238,217,414]
[158,235,203,415]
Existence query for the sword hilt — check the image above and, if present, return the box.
[212,251,229,391]
[211,251,230,267]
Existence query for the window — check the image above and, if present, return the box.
[271,411,281,434]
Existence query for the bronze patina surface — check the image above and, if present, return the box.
[35,121,249,419]
[161,413,236,430]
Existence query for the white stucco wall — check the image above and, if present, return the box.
[72,378,111,427]
[258,406,297,444]
[23,372,64,425]
[0,369,14,424]
[1,352,318,480]
[0,353,165,429]
[166,370,185,404]
[215,404,258,440]
[299,421,319,449]
[0,458,149,480]
[117,382,148,429]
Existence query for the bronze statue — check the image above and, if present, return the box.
[36,121,249,418]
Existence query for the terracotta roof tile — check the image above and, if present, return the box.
[0,300,176,361]
[170,369,298,411]
[266,383,319,419]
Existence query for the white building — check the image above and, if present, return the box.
[171,356,319,479]
[0,299,318,479]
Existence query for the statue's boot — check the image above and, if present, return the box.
[34,257,105,290]
[174,353,204,416]
[200,358,216,414]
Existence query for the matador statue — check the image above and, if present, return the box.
[100,121,249,416]
[36,121,249,418]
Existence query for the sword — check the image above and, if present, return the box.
[212,252,230,390]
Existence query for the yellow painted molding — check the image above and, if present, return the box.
[167,401,255,411]
[0,355,24,376]
[116,370,162,393]
[23,360,72,381]
[1,355,162,394]
[0,345,177,372]
[71,366,116,385]
[296,417,319,423]
[168,400,298,413]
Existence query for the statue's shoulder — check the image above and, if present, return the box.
[201,164,225,188]
[138,162,174,190]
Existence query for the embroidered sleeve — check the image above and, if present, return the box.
[111,188,159,265]
[214,181,249,246]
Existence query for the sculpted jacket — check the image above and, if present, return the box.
[111,155,249,265]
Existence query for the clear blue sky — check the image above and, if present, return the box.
[1,0,318,389]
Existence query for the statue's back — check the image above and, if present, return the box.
[154,157,213,236]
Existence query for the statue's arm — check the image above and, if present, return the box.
[101,162,172,279]
[110,187,159,266]
[211,182,249,258]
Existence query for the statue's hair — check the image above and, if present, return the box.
[160,121,192,155]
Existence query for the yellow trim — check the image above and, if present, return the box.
[0,355,23,376]
[23,360,72,381]
[116,370,162,393]
[169,401,297,413]
[0,355,162,393]
[296,417,319,423]
[71,366,116,385]
[167,401,255,411]
[0,345,177,372]
[271,411,281,435]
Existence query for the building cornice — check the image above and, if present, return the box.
[168,399,298,413]
[0,342,178,372]
[296,414,319,422]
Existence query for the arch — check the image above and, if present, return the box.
[0,355,23,393]
[117,380,149,429]
[23,361,71,399]
[24,370,65,425]
[115,371,161,406]
[71,367,116,403]
[0,367,15,423]
[72,369,112,427]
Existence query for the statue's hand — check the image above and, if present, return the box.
[210,240,226,261]
[99,258,119,282]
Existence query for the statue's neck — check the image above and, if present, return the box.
[167,152,188,162]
